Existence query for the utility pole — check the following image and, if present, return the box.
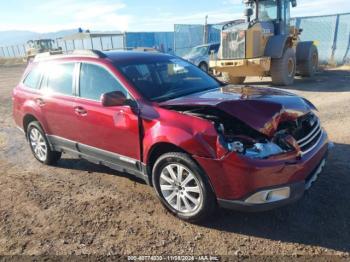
[203,15,208,45]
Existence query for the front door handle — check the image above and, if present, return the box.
[74,106,87,116]
[35,98,45,107]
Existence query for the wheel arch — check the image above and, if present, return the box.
[145,142,216,194]
[146,142,188,182]
[23,114,39,137]
[264,35,292,59]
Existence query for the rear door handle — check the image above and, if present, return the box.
[74,106,87,116]
[35,98,45,107]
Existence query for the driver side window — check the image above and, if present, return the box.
[79,63,128,101]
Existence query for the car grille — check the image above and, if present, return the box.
[296,116,323,156]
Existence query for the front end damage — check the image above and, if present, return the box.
[160,88,330,210]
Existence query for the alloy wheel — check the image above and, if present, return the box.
[29,128,47,162]
[159,163,202,213]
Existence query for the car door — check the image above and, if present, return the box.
[74,62,141,167]
[40,62,80,145]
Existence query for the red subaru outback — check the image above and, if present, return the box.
[13,50,330,222]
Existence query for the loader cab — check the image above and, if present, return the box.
[245,0,296,35]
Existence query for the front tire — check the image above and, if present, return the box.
[27,121,61,165]
[152,152,216,223]
[271,48,296,86]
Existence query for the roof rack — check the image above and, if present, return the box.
[33,49,107,62]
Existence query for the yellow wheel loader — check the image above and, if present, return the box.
[26,39,62,63]
[209,0,318,86]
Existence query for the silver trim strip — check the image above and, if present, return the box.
[299,127,322,148]
[47,134,139,165]
[300,130,324,156]
[297,119,320,144]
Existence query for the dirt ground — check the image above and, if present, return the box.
[0,65,349,259]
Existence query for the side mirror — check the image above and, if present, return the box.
[291,0,297,7]
[101,91,127,107]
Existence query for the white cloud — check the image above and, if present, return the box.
[0,0,131,33]
[127,10,243,31]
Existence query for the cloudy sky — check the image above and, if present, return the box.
[0,0,349,32]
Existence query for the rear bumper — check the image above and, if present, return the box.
[217,156,327,212]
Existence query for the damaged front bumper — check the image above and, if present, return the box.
[217,157,327,212]
[194,131,331,212]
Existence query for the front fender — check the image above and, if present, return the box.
[142,107,222,163]
[264,35,290,59]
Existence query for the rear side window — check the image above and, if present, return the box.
[79,63,128,101]
[23,66,42,89]
[46,63,75,95]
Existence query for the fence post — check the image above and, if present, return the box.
[6,46,11,57]
[0,47,4,57]
[173,25,176,55]
[100,37,103,50]
[90,37,94,49]
[295,17,302,29]
[330,14,340,65]
[343,32,350,65]
[16,45,21,57]
[110,36,114,49]
[11,46,16,57]
[64,40,68,52]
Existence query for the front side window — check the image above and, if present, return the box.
[117,57,220,102]
[46,63,75,95]
[79,63,128,101]
[258,0,278,21]
[23,65,42,89]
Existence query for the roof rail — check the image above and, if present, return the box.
[33,49,107,62]
[71,49,107,58]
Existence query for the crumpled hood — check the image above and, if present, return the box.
[159,85,317,137]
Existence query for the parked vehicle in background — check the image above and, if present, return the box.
[13,50,330,222]
[210,0,319,85]
[25,39,62,63]
[183,43,220,72]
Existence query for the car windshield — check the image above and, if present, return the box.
[116,57,220,102]
[188,46,209,57]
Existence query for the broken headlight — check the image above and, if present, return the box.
[228,141,285,159]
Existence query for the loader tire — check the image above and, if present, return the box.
[271,48,296,86]
[297,44,318,77]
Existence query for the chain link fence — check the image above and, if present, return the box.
[0,32,174,58]
[174,12,350,65]
[1,13,349,65]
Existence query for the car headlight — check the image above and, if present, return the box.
[228,141,284,159]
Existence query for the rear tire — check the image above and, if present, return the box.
[271,48,296,86]
[27,121,61,165]
[152,152,216,223]
[222,73,246,84]
[297,45,318,77]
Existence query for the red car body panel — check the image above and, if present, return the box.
[159,86,316,137]
[194,132,328,199]
[12,51,330,208]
